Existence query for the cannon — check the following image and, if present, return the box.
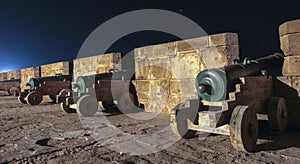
[18,74,72,105]
[0,78,21,96]
[58,70,139,117]
[196,53,284,102]
[171,53,295,152]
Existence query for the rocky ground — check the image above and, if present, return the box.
[1,94,300,163]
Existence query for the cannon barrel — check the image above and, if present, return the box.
[196,53,284,102]
[74,70,127,93]
[1,78,20,83]
[26,74,72,91]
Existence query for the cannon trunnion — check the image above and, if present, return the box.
[0,78,21,96]
[58,71,139,117]
[18,74,72,105]
[171,53,294,152]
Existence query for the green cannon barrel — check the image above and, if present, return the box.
[75,70,127,93]
[26,75,72,91]
[196,53,284,102]
[1,78,21,83]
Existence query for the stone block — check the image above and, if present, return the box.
[149,58,172,80]
[176,36,209,52]
[292,76,300,97]
[20,67,40,91]
[6,70,21,80]
[0,72,7,81]
[135,58,151,80]
[280,33,300,56]
[41,61,72,77]
[200,45,239,69]
[279,19,300,36]
[209,33,239,47]
[283,56,300,76]
[73,53,122,81]
[135,80,170,95]
[171,50,202,79]
[277,76,292,86]
[170,78,197,95]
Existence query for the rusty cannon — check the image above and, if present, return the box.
[18,74,72,105]
[0,78,21,96]
[58,70,139,117]
[171,53,295,152]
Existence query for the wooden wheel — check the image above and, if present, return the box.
[49,95,57,102]
[76,95,98,117]
[267,97,288,131]
[102,101,116,111]
[9,87,20,96]
[25,91,43,105]
[58,89,75,113]
[170,102,198,139]
[18,95,27,104]
[117,92,139,114]
[57,88,71,103]
[230,106,258,152]
[60,98,76,113]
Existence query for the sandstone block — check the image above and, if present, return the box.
[170,79,197,95]
[147,93,168,113]
[282,56,300,76]
[0,72,7,81]
[170,50,202,79]
[277,76,292,86]
[73,53,122,80]
[6,70,21,80]
[41,61,72,77]
[135,80,170,95]
[292,76,300,97]
[279,19,300,36]
[135,58,151,80]
[200,45,239,69]
[20,67,40,91]
[209,33,239,47]
[149,59,172,80]
[280,33,300,56]
[176,36,208,52]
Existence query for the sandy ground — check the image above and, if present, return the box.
[1,93,300,163]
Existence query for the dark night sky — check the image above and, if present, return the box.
[0,0,299,72]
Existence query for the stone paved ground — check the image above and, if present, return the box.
[1,95,300,163]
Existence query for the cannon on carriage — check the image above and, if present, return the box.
[170,53,296,152]
[0,78,21,96]
[58,70,139,117]
[18,74,72,105]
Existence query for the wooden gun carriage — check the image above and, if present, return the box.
[171,53,298,152]
[0,78,21,96]
[58,70,139,117]
[18,74,72,105]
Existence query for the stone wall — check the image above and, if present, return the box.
[278,19,300,129]
[41,61,72,77]
[20,67,41,91]
[6,70,21,80]
[0,72,7,81]
[134,33,240,113]
[0,70,21,81]
[279,19,300,96]
[73,53,122,81]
